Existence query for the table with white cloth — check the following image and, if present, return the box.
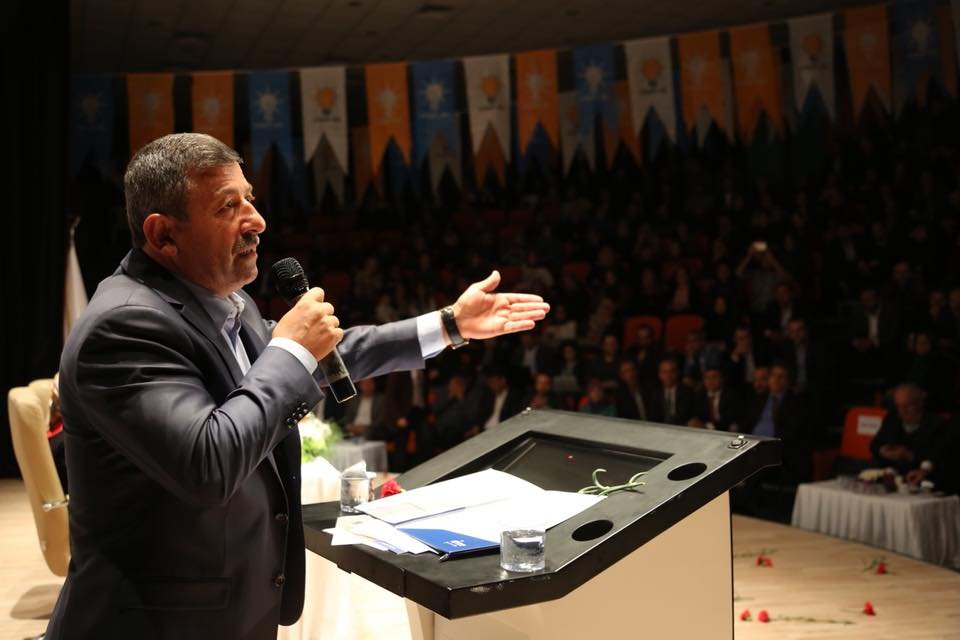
[791,480,960,569]
[277,458,410,640]
[326,439,389,472]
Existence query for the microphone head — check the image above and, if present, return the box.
[271,257,310,302]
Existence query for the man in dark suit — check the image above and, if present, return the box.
[848,285,903,382]
[48,133,549,640]
[870,384,949,484]
[689,366,742,431]
[741,362,811,482]
[645,357,695,426]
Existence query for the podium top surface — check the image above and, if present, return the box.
[303,409,779,618]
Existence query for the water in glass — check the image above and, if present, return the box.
[500,528,545,572]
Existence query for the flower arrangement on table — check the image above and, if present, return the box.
[298,411,342,463]
[855,467,900,493]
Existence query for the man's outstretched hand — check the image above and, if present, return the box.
[450,270,550,341]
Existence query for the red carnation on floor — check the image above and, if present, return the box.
[756,554,774,567]
[740,610,751,621]
[380,479,404,498]
[863,601,876,616]
[757,610,770,623]
[876,562,887,574]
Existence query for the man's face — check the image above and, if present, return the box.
[487,375,507,394]
[769,366,789,394]
[618,361,637,385]
[752,367,770,393]
[534,373,552,395]
[168,162,264,296]
[735,329,752,349]
[787,320,807,345]
[686,333,704,353]
[636,327,653,348]
[894,388,924,424]
[861,289,879,312]
[703,369,722,392]
[602,335,619,357]
[658,361,678,388]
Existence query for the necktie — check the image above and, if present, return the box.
[226,314,241,350]
[709,393,719,422]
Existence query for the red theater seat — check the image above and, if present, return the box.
[840,407,886,461]
[664,314,704,352]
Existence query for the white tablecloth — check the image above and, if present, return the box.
[791,480,960,569]
[277,458,410,640]
[326,440,388,472]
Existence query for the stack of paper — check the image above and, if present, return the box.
[324,469,604,557]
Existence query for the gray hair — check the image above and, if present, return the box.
[124,133,242,247]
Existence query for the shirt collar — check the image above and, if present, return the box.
[178,278,245,336]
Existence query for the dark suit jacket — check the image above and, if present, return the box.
[869,412,945,476]
[645,384,696,425]
[742,390,811,482]
[47,250,425,640]
[691,387,743,431]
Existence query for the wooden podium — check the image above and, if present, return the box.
[303,410,778,640]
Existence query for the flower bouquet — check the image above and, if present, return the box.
[855,468,898,494]
[298,411,341,463]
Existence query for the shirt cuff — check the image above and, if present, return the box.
[417,311,446,359]
[267,337,319,374]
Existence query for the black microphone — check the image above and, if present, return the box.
[271,258,357,403]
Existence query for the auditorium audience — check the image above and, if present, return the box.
[690,366,742,431]
[646,357,695,426]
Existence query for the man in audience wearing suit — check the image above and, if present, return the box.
[615,360,648,420]
[646,357,695,426]
[47,133,549,640]
[742,362,811,483]
[726,325,770,395]
[689,366,742,431]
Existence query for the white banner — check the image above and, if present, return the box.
[300,67,348,171]
[789,14,836,119]
[559,91,594,173]
[463,55,511,161]
[428,133,461,200]
[624,37,677,142]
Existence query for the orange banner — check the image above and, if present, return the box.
[677,31,725,137]
[364,63,411,174]
[516,50,559,153]
[937,4,958,97]
[352,126,383,200]
[844,5,892,117]
[191,72,234,147]
[127,73,174,155]
[603,82,640,164]
[729,24,782,141]
[474,127,506,185]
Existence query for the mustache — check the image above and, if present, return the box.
[233,234,259,254]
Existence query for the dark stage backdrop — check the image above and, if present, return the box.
[0,2,69,476]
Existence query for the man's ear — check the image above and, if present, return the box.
[142,213,179,257]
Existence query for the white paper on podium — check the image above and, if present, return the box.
[323,515,435,554]
[356,469,544,525]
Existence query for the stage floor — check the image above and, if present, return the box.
[2,479,958,639]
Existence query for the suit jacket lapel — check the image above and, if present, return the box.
[120,250,245,387]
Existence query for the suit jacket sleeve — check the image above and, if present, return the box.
[72,304,323,508]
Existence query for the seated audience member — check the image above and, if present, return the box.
[342,378,387,439]
[735,243,788,314]
[433,373,482,447]
[870,384,951,488]
[680,329,724,389]
[665,266,695,313]
[704,294,738,343]
[726,326,769,392]
[476,365,527,432]
[542,303,577,346]
[903,332,956,412]
[587,333,622,390]
[527,372,562,410]
[513,330,556,380]
[742,362,810,482]
[48,373,68,492]
[579,379,616,417]
[628,323,662,386]
[384,369,427,470]
[553,340,585,400]
[762,282,801,342]
[690,366,742,431]
[848,285,902,381]
[646,357,695,425]
[615,360,648,420]
[781,318,826,394]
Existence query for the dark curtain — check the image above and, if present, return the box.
[0,2,70,476]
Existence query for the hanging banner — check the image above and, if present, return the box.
[572,44,618,144]
[429,132,463,198]
[474,127,506,185]
[191,72,234,147]
[624,36,677,142]
[463,54,511,164]
[603,82,640,164]
[559,91,594,173]
[845,5,892,117]
[788,14,835,119]
[411,60,459,171]
[516,49,559,156]
[247,71,295,172]
[365,62,412,174]
[300,67,348,172]
[938,4,957,96]
[891,0,941,110]
[71,75,114,174]
[127,73,174,155]
[729,23,783,141]
[351,126,383,200]
[311,136,345,204]
[678,31,726,142]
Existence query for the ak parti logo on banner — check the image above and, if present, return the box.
[365,63,412,175]
[515,50,559,158]
[127,73,174,155]
[845,4,893,118]
[729,24,783,142]
[677,31,727,143]
[191,72,234,147]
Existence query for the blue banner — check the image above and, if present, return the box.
[890,0,942,108]
[572,44,618,142]
[518,122,552,176]
[71,75,114,174]
[247,71,295,172]
[411,60,458,169]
